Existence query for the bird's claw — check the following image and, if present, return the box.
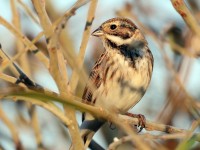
[125,113,146,132]
[136,114,146,132]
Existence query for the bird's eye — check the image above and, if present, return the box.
[110,24,117,30]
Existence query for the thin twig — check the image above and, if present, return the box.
[0,104,23,150]
[1,90,198,137]
[168,39,196,57]
[0,47,56,95]
[176,120,200,149]
[53,0,90,35]
[11,1,43,147]
[69,0,98,92]
[0,73,25,88]
[108,131,200,150]
[119,115,184,134]
[1,90,152,150]
[31,0,70,93]
[0,47,20,76]
[171,0,200,38]
[11,0,30,75]
[17,0,40,25]
[0,16,49,67]
[1,90,198,149]
[31,0,85,149]
[2,96,70,126]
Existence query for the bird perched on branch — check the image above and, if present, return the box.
[80,17,154,149]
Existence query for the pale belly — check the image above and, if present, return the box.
[93,57,151,113]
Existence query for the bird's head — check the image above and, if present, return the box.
[92,18,147,49]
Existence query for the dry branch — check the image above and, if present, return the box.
[31,0,92,149]
[171,0,200,38]
[11,1,43,148]
[0,104,23,150]
[1,89,199,149]
[70,0,98,93]
[17,0,40,25]
[0,16,49,68]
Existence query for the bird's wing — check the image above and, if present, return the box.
[80,52,107,148]
[82,51,107,121]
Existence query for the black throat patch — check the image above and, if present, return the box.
[106,39,143,61]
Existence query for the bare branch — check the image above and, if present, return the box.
[171,0,200,38]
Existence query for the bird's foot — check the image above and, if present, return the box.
[125,112,146,132]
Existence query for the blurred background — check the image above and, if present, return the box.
[0,0,200,149]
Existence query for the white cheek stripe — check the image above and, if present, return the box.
[106,34,134,46]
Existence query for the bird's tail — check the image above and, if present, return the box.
[80,119,105,149]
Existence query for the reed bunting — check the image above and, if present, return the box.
[80,17,154,149]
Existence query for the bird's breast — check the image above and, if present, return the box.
[93,50,152,113]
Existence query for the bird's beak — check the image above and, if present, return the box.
[91,27,103,37]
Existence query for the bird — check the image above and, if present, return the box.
[80,17,154,149]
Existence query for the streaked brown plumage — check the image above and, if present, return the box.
[80,17,154,149]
